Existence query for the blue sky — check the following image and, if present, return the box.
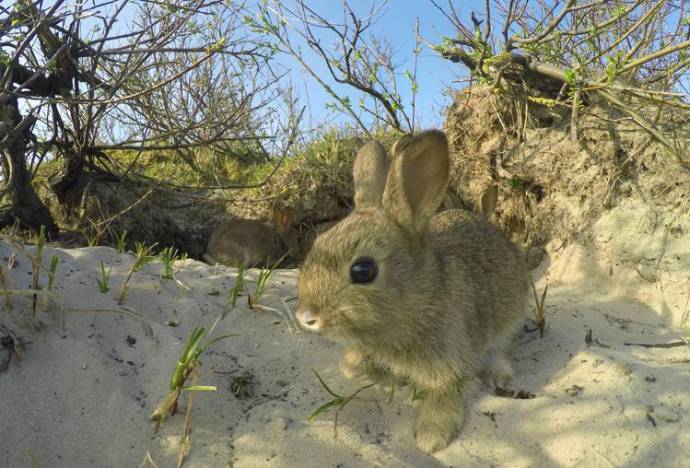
[275,0,485,130]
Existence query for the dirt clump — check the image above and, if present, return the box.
[443,86,690,262]
[42,171,225,258]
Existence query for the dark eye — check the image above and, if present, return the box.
[350,257,378,284]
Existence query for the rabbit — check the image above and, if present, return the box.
[440,184,499,217]
[398,131,500,219]
[296,130,528,453]
[204,206,293,268]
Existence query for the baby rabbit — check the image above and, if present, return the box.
[296,130,528,453]
[205,206,293,268]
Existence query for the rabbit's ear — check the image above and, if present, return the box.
[391,133,413,155]
[383,130,449,234]
[353,140,390,208]
[478,184,498,217]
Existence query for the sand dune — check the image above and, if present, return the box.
[1,207,689,467]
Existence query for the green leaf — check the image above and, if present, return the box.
[199,333,239,353]
[307,400,340,421]
[312,369,343,399]
[182,385,218,392]
[564,69,577,86]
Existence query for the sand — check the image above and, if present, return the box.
[1,200,689,467]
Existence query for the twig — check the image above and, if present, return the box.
[176,371,197,468]
[570,88,580,141]
[624,340,688,348]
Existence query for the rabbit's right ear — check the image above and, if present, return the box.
[391,134,413,155]
[353,140,390,208]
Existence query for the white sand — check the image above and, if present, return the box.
[1,201,689,467]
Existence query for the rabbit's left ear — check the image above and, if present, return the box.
[353,140,390,209]
[382,130,450,235]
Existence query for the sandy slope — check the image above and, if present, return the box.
[1,202,689,467]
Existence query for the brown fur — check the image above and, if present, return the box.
[205,206,292,267]
[297,130,528,452]
[441,184,499,217]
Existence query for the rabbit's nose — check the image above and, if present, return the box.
[296,308,323,332]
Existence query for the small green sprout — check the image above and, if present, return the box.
[116,229,128,253]
[41,254,60,310]
[27,447,40,468]
[97,261,112,293]
[604,51,624,83]
[31,225,46,316]
[82,218,107,247]
[46,255,59,292]
[225,263,246,310]
[247,255,286,309]
[308,369,375,436]
[250,268,273,307]
[117,241,157,304]
[85,232,98,247]
[150,322,235,429]
[531,282,549,338]
[159,247,180,279]
[82,227,100,247]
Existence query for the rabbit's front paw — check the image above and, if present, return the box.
[339,348,365,380]
[481,350,514,389]
[414,407,460,453]
[340,349,395,386]
[414,387,463,453]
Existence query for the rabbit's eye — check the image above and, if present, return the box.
[350,257,377,284]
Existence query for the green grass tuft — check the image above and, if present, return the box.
[225,263,247,310]
[308,369,375,437]
[97,261,112,293]
[117,241,157,304]
[159,246,180,279]
[247,254,286,309]
[116,229,128,253]
[46,255,59,292]
[150,319,236,429]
